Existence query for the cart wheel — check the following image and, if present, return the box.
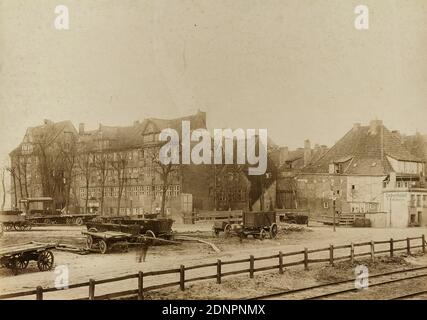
[13,223,21,231]
[224,224,232,238]
[269,223,278,239]
[86,235,94,249]
[16,255,29,270]
[37,250,54,271]
[66,218,73,225]
[43,219,51,225]
[5,224,13,231]
[213,229,220,238]
[75,217,84,226]
[98,240,108,254]
[23,223,32,231]
[259,229,267,240]
[145,230,156,245]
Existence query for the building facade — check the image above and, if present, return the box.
[294,120,427,227]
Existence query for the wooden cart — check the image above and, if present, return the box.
[86,218,174,240]
[0,210,32,232]
[0,242,55,275]
[212,211,278,240]
[239,211,278,239]
[82,230,137,254]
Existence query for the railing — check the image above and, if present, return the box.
[1,234,425,300]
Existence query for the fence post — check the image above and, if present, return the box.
[180,265,185,291]
[36,286,43,300]
[89,279,95,300]
[249,255,254,279]
[422,235,426,254]
[407,238,411,255]
[217,260,222,284]
[370,241,375,262]
[350,243,354,264]
[329,245,334,266]
[390,238,394,257]
[278,251,284,274]
[304,248,309,270]
[138,271,144,300]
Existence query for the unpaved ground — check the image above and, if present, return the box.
[143,255,419,300]
[1,223,426,299]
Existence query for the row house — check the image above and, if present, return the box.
[276,140,328,210]
[297,120,427,228]
[75,111,212,220]
[10,111,280,221]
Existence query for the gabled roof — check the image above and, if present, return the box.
[303,121,423,175]
[140,110,207,136]
[78,111,207,152]
[10,120,77,156]
[404,133,427,163]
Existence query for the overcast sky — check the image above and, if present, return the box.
[1,0,427,166]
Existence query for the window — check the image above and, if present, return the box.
[423,195,427,207]
[323,202,329,209]
[417,195,421,207]
[351,185,356,190]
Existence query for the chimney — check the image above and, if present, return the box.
[43,119,53,125]
[279,146,289,165]
[368,120,383,135]
[79,123,85,135]
[304,139,312,166]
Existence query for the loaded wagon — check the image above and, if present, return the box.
[86,218,174,239]
[84,217,175,254]
[0,242,55,275]
[212,211,278,240]
[238,211,278,239]
[19,197,98,226]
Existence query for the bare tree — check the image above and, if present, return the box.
[76,152,92,214]
[93,152,109,215]
[148,147,180,217]
[6,167,18,209]
[110,151,129,215]
[1,168,5,211]
[58,136,78,213]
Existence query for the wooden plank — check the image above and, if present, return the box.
[0,242,56,256]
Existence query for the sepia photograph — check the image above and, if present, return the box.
[0,0,427,310]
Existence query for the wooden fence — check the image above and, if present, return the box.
[1,234,425,300]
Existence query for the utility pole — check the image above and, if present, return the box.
[332,197,336,232]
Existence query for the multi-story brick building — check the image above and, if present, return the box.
[9,119,78,211]
[10,111,267,222]
[75,110,216,220]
